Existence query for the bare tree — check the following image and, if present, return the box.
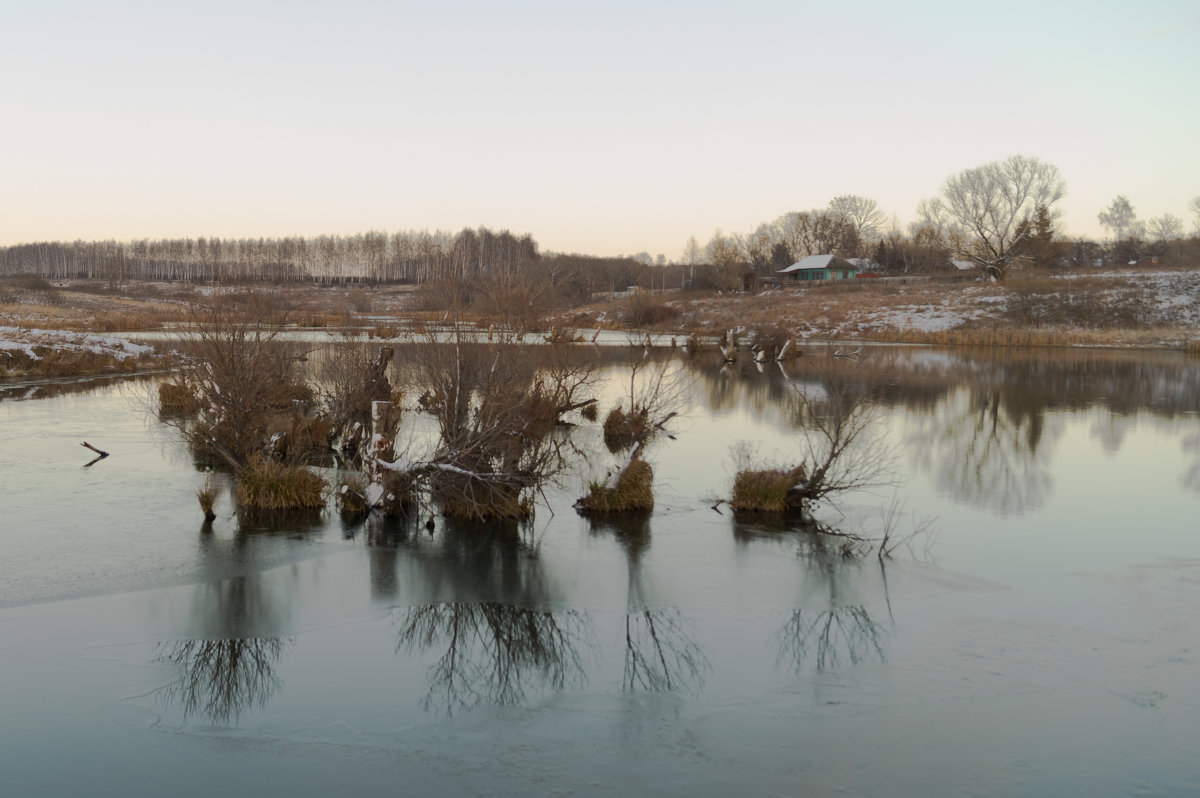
[379,317,600,520]
[170,292,312,469]
[1097,195,1145,241]
[1190,196,1200,234]
[828,195,886,244]
[731,351,900,518]
[922,154,1066,280]
[704,231,743,291]
[1146,213,1184,244]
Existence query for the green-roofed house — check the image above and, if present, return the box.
[777,253,858,282]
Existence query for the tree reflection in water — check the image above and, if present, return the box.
[771,532,894,673]
[624,609,708,693]
[589,513,710,694]
[775,606,888,671]
[394,602,590,714]
[153,637,287,724]
[1182,431,1200,493]
[908,387,1057,516]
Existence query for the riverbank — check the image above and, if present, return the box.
[560,268,1200,352]
[3,268,1198,382]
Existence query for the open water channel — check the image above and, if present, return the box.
[2,345,1198,796]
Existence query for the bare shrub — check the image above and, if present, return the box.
[387,329,600,521]
[469,271,557,336]
[602,351,686,453]
[347,289,372,313]
[171,293,313,469]
[731,351,899,518]
[316,341,399,459]
[623,293,679,327]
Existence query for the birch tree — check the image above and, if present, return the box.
[1097,195,1144,241]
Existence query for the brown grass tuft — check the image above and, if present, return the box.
[236,456,326,514]
[577,459,655,514]
[196,474,220,521]
[158,379,202,416]
[603,405,651,451]
[731,466,807,513]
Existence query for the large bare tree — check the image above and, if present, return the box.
[828,195,886,245]
[922,155,1066,280]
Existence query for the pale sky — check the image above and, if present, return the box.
[2,0,1197,258]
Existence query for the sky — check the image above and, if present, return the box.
[2,0,1198,258]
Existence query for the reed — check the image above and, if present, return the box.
[731,466,807,513]
[578,459,655,514]
[236,457,326,513]
[196,475,220,521]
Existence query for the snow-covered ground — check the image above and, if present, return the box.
[0,326,156,362]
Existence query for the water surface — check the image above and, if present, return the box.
[2,346,1198,796]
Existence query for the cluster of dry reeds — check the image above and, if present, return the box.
[236,455,326,515]
[577,459,654,514]
[730,466,808,513]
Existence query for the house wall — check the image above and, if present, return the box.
[784,268,857,282]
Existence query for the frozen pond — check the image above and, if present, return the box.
[2,346,1199,796]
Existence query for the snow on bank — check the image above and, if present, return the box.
[861,305,993,333]
[0,326,156,361]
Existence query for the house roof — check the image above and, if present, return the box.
[847,257,879,271]
[951,259,976,271]
[777,254,855,274]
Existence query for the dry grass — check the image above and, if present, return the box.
[577,459,655,514]
[554,268,1199,351]
[731,466,807,513]
[196,475,220,521]
[236,456,326,513]
[602,406,651,450]
[5,272,1197,352]
[158,379,202,416]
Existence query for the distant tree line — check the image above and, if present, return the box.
[0,227,540,284]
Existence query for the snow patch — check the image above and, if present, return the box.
[0,326,155,360]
